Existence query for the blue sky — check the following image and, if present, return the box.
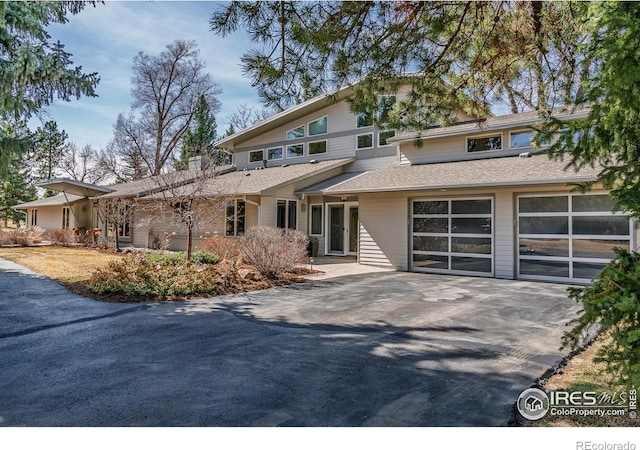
[39,1,262,150]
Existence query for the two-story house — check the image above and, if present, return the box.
[15,84,637,284]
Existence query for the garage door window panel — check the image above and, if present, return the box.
[518,193,632,282]
[411,197,493,276]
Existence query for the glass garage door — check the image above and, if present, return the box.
[411,198,493,276]
[518,193,632,282]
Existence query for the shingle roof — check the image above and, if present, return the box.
[144,158,354,198]
[320,153,600,194]
[98,165,236,199]
[296,171,367,195]
[391,105,591,143]
[13,193,86,209]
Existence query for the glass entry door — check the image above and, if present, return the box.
[327,202,358,256]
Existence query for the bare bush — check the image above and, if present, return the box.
[199,236,243,261]
[43,229,76,246]
[241,226,308,279]
[152,232,172,251]
[0,227,44,246]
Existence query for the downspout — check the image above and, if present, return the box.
[243,196,261,226]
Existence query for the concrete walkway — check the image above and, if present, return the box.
[0,256,578,426]
[300,256,393,280]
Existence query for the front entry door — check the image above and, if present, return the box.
[327,203,358,256]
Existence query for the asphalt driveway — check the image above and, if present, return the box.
[0,257,579,426]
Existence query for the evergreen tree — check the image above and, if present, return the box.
[0,2,99,174]
[0,121,36,227]
[178,94,219,169]
[33,121,69,191]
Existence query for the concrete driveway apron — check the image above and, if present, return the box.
[0,257,578,426]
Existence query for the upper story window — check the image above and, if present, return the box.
[510,130,534,149]
[249,150,264,163]
[308,116,327,136]
[286,125,305,140]
[467,134,502,153]
[378,130,396,146]
[308,140,327,155]
[287,143,304,158]
[267,147,283,160]
[378,95,396,124]
[356,110,373,128]
[357,133,373,149]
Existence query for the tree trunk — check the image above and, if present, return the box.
[114,222,120,252]
[187,228,193,262]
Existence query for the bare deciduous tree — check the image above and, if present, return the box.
[61,143,109,185]
[110,40,222,178]
[95,197,134,252]
[136,160,239,261]
[226,104,276,132]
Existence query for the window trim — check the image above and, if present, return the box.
[286,143,305,159]
[509,129,535,150]
[308,139,327,155]
[249,149,264,163]
[378,129,396,147]
[286,124,305,140]
[466,133,503,154]
[276,199,298,230]
[356,133,374,149]
[356,110,374,129]
[118,203,131,238]
[266,146,283,161]
[308,115,328,136]
[225,199,246,237]
[309,203,323,236]
[62,207,70,230]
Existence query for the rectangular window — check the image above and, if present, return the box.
[308,140,327,155]
[378,130,396,146]
[510,131,534,149]
[277,200,297,230]
[31,209,37,227]
[308,116,327,136]
[310,204,323,235]
[62,207,70,230]
[249,150,264,163]
[378,95,396,124]
[287,144,304,158]
[286,125,305,140]
[356,110,373,128]
[118,204,130,238]
[225,200,246,237]
[357,133,373,149]
[467,135,502,153]
[267,147,283,160]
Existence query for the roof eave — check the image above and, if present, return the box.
[323,176,599,195]
[390,111,591,144]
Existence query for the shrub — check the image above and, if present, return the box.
[562,248,640,389]
[88,253,222,297]
[146,249,219,265]
[152,232,172,251]
[0,227,43,246]
[241,226,308,279]
[199,236,243,261]
[42,229,76,246]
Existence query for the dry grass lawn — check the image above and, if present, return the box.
[535,334,638,427]
[0,246,121,283]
